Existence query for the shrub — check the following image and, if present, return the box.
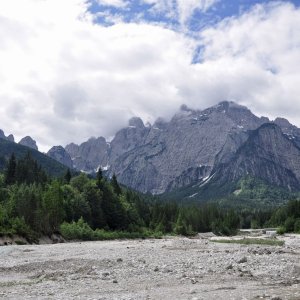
[294,219,300,233]
[284,217,295,232]
[60,217,95,240]
[276,226,286,235]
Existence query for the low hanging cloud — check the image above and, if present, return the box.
[0,0,299,151]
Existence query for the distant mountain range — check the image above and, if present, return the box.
[2,100,300,202]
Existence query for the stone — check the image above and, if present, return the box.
[237,257,247,264]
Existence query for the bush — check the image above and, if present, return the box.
[294,219,300,233]
[284,217,295,232]
[10,217,37,243]
[60,218,163,241]
[60,217,95,240]
[277,226,286,235]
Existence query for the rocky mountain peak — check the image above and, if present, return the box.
[128,117,145,129]
[273,117,300,147]
[0,130,5,140]
[274,117,291,128]
[19,136,38,150]
[153,117,168,130]
[47,146,73,169]
[0,129,15,142]
[7,134,14,142]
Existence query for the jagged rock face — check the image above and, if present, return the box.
[60,101,300,194]
[19,136,38,150]
[7,134,14,142]
[65,137,109,172]
[274,117,300,148]
[63,101,269,194]
[47,146,73,169]
[214,123,300,191]
[0,130,15,142]
[106,101,268,193]
[0,130,5,140]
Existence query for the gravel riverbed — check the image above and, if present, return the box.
[0,234,299,300]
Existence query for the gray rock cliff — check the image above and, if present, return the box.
[63,101,273,193]
[47,146,73,169]
[19,136,38,150]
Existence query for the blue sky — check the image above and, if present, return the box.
[0,0,300,150]
[89,0,300,30]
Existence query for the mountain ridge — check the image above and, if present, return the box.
[56,100,300,195]
[3,100,300,201]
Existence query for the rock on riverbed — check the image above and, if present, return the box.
[0,234,299,300]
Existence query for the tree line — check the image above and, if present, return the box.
[0,153,299,242]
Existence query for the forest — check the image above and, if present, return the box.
[0,153,300,243]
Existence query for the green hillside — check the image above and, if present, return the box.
[0,139,68,177]
[160,176,297,209]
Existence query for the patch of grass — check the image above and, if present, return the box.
[211,238,284,246]
[60,218,163,241]
[15,240,27,245]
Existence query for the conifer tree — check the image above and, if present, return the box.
[96,167,103,188]
[64,169,72,184]
[111,173,122,195]
[4,153,16,185]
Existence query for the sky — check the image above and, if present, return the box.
[0,0,300,151]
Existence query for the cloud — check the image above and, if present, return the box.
[142,0,218,25]
[96,0,129,8]
[199,1,300,119]
[177,0,219,24]
[0,0,299,151]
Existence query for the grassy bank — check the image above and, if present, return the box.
[211,238,284,246]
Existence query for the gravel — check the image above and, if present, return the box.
[0,234,299,299]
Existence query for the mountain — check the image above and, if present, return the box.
[162,123,300,205]
[65,137,109,172]
[46,100,300,201]
[0,129,14,142]
[57,101,268,192]
[47,146,73,169]
[19,136,38,150]
[0,137,68,177]
[213,123,300,190]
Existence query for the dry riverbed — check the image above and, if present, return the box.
[0,234,299,300]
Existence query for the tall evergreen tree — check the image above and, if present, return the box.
[64,169,72,184]
[4,153,16,185]
[111,173,122,195]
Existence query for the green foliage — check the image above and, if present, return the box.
[111,174,122,195]
[60,217,95,240]
[4,153,16,185]
[1,153,300,243]
[294,219,300,233]
[64,169,72,184]
[211,238,284,246]
[276,226,286,235]
[60,217,162,241]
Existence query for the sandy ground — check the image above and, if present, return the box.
[0,234,299,300]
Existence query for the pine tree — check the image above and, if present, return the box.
[96,168,103,184]
[64,169,72,184]
[4,153,16,185]
[111,173,122,195]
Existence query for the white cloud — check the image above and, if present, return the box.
[177,0,218,24]
[96,0,129,8]
[199,2,300,120]
[143,0,218,25]
[0,0,300,151]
